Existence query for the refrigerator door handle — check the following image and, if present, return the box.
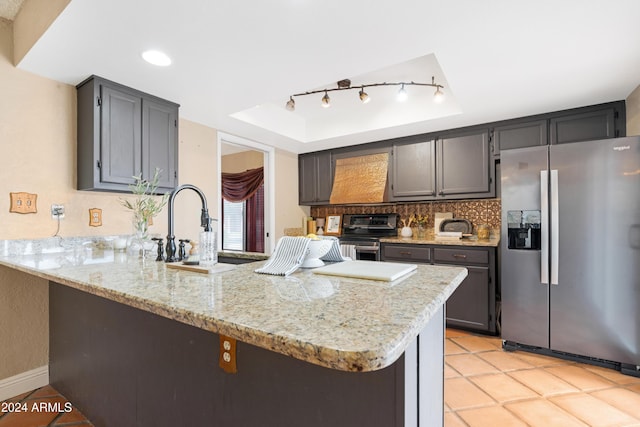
[540,170,549,285]
[550,169,559,285]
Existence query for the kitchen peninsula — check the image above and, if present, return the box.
[0,238,467,427]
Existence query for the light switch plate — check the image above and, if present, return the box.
[89,208,102,227]
[9,192,37,214]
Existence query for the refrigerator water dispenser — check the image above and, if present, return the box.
[507,210,541,250]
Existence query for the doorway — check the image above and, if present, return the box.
[217,133,274,254]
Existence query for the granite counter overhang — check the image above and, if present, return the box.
[0,246,467,373]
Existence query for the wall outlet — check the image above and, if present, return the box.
[219,335,237,374]
[51,204,65,219]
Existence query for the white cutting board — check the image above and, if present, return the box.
[166,262,237,274]
[312,260,417,282]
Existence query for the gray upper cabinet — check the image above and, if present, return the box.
[298,151,333,205]
[437,129,493,198]
[549,104,621,145]
[77,75,179,193]
[390,139,436,200]
[142,98,178,191]
[492,120,547,156]
[493,101,625,156]
[296,101,625,204]
[99,85,142,187]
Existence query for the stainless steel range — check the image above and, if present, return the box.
[339,213,399,261]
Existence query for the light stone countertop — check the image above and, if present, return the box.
[0,237,467,372]
[381,233,500,248]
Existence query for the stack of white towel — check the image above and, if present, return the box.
[255,236,348,276]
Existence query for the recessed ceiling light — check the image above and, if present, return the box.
[141,50,172,66]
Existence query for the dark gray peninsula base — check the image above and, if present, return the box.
[49,282,444,427]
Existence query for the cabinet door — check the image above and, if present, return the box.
[299,154,318,205]
[391,140,436,199]
[493,120,547,155]
[315,151,333,204]
[445,266,490,331]
[549,107,616,144]
[142,98,178,192]
[100,85,142,186]
[437,130,491,197]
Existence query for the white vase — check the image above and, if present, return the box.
[400,226,413,238]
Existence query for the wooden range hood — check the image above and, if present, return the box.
[329,153,389,204]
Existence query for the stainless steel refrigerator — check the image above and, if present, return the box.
[501,136,640,376]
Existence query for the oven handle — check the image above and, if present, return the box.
[354,244,379,253]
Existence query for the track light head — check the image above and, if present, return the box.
[359,87,370,104]
[397,84,408,102]
[433,87,445,103]
[321,91,331,108]
[286,96,296,111]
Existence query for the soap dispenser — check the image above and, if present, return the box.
[199,219,218,267]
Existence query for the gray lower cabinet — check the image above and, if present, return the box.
[51,281,445,427]
[298,151,333,205]
[77,75,179,193]
[382,243,497,334]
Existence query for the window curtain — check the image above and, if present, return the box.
[221,167,264,202]
[245,184,264,253]
[221,167,264,253]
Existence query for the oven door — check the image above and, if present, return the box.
[354,243,380,261]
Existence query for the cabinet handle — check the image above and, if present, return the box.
[399,251,412,255]
[452,254,467,259]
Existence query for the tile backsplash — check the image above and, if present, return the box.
[310,198,501,233]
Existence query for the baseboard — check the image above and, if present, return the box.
[0,366,49,402]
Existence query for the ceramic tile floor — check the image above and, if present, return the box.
[445,328,640,427]
[0,385,92,427]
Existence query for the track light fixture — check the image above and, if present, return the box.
[285,76,444,111]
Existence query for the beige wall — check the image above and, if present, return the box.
[626,84,640,136]
[221,150,263,173]
[274,148,310,239]
[174,119,218,243]
[0,266,48,380]
[13,0,70,64]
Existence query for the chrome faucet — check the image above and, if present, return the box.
[165,184,211,262]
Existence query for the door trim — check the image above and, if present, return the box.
[217,132,275,254]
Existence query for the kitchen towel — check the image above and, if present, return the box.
[255,236,311,276]
[319,236,348,262]
[339,244,356,261]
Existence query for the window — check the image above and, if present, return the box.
[222,184,264,252]
[222,199,244,251]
